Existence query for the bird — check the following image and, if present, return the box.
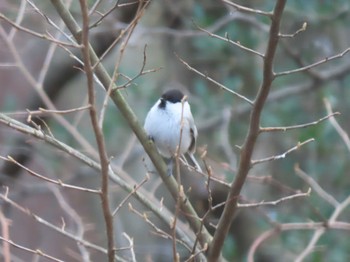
[144,89,202,175]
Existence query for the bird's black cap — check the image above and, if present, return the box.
[161,89,185,104]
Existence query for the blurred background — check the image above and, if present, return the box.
[0,0,350,261]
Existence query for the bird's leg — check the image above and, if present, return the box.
[166,157,174,176]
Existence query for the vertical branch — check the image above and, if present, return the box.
[78,0,115,261]
[50,0,212,251]
[207,1,287,261]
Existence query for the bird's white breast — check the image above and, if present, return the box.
[144,100,193,158]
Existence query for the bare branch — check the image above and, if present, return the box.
[194,23,265,58]
[249,218,350,262]
[324,99,350,152]
[99,4,150,128]
[8,0,26,41]
[50,0,212,247]
[2,106,91,117]
[279,22,307,38]
[251,138,315,165]
[91,1,149,70]
[260,112,340,132]
[238,188,311,208]
[0,155,100,194]
[248,229,277,262]
[0,189,110,257]
[176,55,254,105]
[0,22,97,158]
[49,186,91,261]
[295,195,350,261]
[294,164,339,207]
[221,0,273,17]
[112,174,149,216]
[0,236,63,262]
[208,2,287,260]
[275,47,350,77]
[128,203,192,252]
[0,212,11,262]
[0,113,197,255]
[89,1,139,28]
[122,233,136,262]
[0,13,80,47]
[78,1,115,260]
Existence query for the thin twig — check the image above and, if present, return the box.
[194,22,265,58]
[0,236,63,262]
[128,203,192,252]
[249,218,350,262]
[0,189,109,256]
[0,155,100,194]
[251,138,315,165]
[294,164,339,207]
[89,0,138,28]
[122,233,136,262]
[238,188,311,208]
[260,112,340,132]
[8,0,27,41]
[0,105,91,117]
[324,99,350,152]
[0,13,80,47]
[275,47,350,77]
[0,212,11,262]
[91,1,149,70]
[221,0,273,17]
[279,22,307,38]
[112,174,149,216]
[49,186,91,261]
[296,195,350,261]
[176,54,254,105]
[0,113,199,253]
[99,3,148,128]
[26,0,77,44]
[0,23,97,158]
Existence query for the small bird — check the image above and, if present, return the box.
[144,89,202,175]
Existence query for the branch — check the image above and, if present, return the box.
[198,61,350,133]
[260,112,340,132]
[248,218,350,262]
[0,188,111,258]
[296,195,350,261]
[176,55,254,105]
[324,99,350,152]
[194,23,265,58]
[128,203,192,252]
[0,236,63,262]
[0,113,198,255]
[294,164,339,207]
[238,188,311,208]
[208,1,287,260]
[279,22,307,38]
[0,13,79,47]
[112,174,149,216]
[79,1,115,260]
[49,0,212,249]
[251,138,315,166]
[221,0,273,17]
[49,186,91,260]
[0,212,10,262]
[0,155,100,194]
[275,47,350,77]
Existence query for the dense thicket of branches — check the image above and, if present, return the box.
[0,1,349,261]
